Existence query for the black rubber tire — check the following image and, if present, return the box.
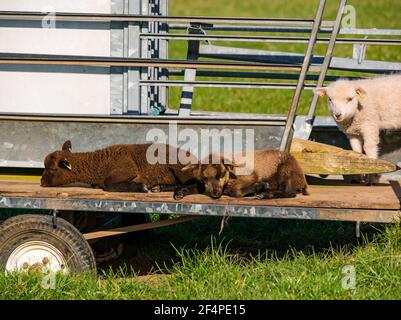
[0,214,96,274]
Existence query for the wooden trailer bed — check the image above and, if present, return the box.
[0,178,400,224]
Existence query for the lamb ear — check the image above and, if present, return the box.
[59,158,72,171]
[62,140,72,152]
[222,157,245,168]
[355,86,366,99]
[227,166,237,179]
[222,159,240,179]
[313,87,328,97]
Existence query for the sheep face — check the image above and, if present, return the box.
[41,141,74,187]
[182,157,236,199]
[314,80,366,123]
[41,151,74,187]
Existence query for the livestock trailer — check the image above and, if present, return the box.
[0,0,400,273]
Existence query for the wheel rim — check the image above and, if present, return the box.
[5,241,68,274]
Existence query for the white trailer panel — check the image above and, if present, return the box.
[0,1,112,115]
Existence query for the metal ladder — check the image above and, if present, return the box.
[178,0,347,152]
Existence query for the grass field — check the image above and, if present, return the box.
[1,0,401,300]
[1,218,400,299]
[169,0,401,115]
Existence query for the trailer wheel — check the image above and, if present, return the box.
[0,214,96,274]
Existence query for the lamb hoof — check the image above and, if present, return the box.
[367,174,380,186]
[174,190,184,200]
[256,192,274,199]
[151,185,161,193]
[262,182,270,192]
[350,174,367,184]
[255,193,266,199]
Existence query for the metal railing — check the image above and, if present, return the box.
[1,0,400,153]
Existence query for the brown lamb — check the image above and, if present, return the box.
[175,149,309,200]
[41,140,197,192]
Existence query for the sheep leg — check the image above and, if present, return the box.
[151,184,177,193]
[153,177,203,194]
[348,135,364,153]
[362,129,381,185]
[240,182,270,198]
[361,126,380,159]
[173,179,206,200]
[259,189,297,199]
[258,182,297,199]
[103,170,148,193]
[227,176,267,198]
[257,165,297,199]
[348,135,366,184]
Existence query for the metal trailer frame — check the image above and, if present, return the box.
[2,0,401,153]
[1,195,400,225]
[0,0,401,241]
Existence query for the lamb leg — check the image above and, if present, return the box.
[226,176,268,198]
[150,184,177,192]
[173,179,205,200]
[240,181,270,197]
[103,169,148,193]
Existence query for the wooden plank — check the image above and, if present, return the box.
[290,138,398,175]
[0,179,400,210]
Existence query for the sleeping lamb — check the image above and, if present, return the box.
[174,149,308,200]
[314,74,401,183]
[41,140,198,192]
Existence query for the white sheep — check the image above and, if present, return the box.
[314,74,401,183]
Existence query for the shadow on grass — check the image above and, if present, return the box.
[98,216,387,276]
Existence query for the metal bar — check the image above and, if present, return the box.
[280,0,326,152]
[0,113,287,125]
[168,70,357,81]
[200,45,401,73]
[143,33,313,42]
[140,80,316,89]
[198,45,401,73]
[84,215,200,240]
[307,0,347,123]
[0,11,314,26]
[170,24,401,36]
[110,1,125,115]
[140,1,150,114]
[141,33,401,45]
[199,45,309,64]
[340,28,401,36]
[2,11,400,35]
[326,38,401,46]
[0,196,399,223]
[169,24,327,33]
[127,0,142,115]
[159,0,169,112]
[0,53,302,71]
[328,60,401,73]
[179,24,202,116]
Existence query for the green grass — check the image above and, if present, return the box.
[1,0,401,300]
[1,219,400,300]
[168,0,401,114]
